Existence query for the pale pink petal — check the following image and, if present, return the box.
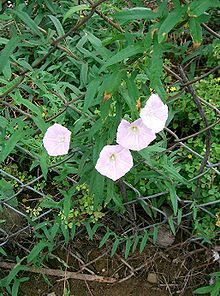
[140,94,168,133]
[95,145,133,181]
[43,123,71,156]
[116,119,156,151]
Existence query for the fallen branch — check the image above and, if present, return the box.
[0,262,117,283]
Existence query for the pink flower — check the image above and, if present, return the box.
[140,94,168,133]
[116,119,156,151]
[43,123,71,156]
[95,145,133,181]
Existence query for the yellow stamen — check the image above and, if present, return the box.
[110,153,116,161]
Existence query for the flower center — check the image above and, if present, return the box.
[130,125,139,133]
[57,135,65,143]
[109,153,117,161]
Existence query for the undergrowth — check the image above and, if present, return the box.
[0,0,219,295]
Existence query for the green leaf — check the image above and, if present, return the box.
[126,73,139,117]
[104,70,125,94]
[11,279,20,296]
[125,238,131,259]
[63,4,90,23]
[140,230,148,253]
[0,179,18,207]
[83,78,101,111]
[0,128,26,162]
[14,11,43,37]
[0,247,7,256]
[0,36,20,73]
[13,93,40,115]
[119,87,137,118]
[193,285,212,294]
[0,37,9,45]
[12,92,47,132]
[32,115,47,132]
[49,222,60,242]
[3,61,12,80]
[71,224,76,238]
[210,272,220,277]
[168,217,176,235]
[6,264,29,286]
[111,238,120,257]
[48,15,65,37]
[88,118,103,139]
[44,0,56,13]
[39,197,61,209]
[100,45,143,72]
[85,223,93,240]
[153,226,158,244]
[163,164,188,185]
[148,37,163,89]
[149,37,165,98]
[105,180,115,205]
[177,209,182,225]
[61,223,70,244]
[165,182,178,215]
[139,200,152,218]
[0,116,8,129]
[126,73,139,99]
[86,31,102,48]
[0,76,23,96]
[62,190,73,217]
[173,0,181,7]
[39,153,48,179]
[188,0,220,17]
[90,224,100,239]
[27,242,49,263]
[144,142,166,154]
[132,235,140,253]
[158,6,187,43]
[80,63,88,87]
[89,171,105,209]
[189,18,202,45]
[114,7,157,21]
[99,229,112,248]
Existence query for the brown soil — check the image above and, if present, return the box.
[20,277,169,296]
[1,235,218,296]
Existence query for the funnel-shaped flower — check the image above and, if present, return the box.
[95,145,133,181]
[43,123,71,156]
[116,119,156,151]
[140,94,168,133]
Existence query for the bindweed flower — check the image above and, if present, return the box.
[116,119,156,151]
[95,145,133,181]
[43,123,71,156]
[140,94,168,133]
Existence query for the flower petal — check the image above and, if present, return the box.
[43,123,71,156]
[140,94,168,133]
[95,145,133,181]
[116,119,156,151]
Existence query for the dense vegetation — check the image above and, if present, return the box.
[0,0,219,295]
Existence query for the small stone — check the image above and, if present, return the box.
[156,225,175,248]
[147,272,158,284]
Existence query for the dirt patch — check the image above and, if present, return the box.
[1,235,218,296]
[20,277,169,296]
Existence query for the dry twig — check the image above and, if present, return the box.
[0,262,117,283]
